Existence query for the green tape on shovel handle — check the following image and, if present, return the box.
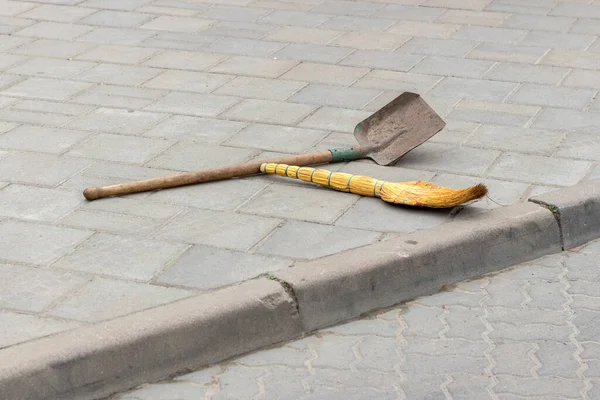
[329,148,364,162]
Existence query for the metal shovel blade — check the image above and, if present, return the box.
[353,92,445,166]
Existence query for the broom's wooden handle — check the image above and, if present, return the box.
[83,150,336,201]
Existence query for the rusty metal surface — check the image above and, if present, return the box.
[354,92,446,166]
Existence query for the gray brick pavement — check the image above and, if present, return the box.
[1,0,600,355]
[113,238,600,399]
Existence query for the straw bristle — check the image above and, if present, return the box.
[260,163,488,208]
[380,181,488,208]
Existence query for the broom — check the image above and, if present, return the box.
[260,163,488,208]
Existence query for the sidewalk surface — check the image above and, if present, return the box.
[1,0,599,350]
[113,237,600,400]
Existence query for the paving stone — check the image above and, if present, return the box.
[398,37,478,57]
[436,9,509,26]
[0,125,91,154]
[73,64,163,86]
[533,107,600,134]
[142,50,227,71]
[139,32,219,51]
[174,365,222,384]
[0,34,33,53]
[153,209,281,251]
[486,152,592,186]
[156,245,291,290]
[138,15,213,33]
[519,31,596,51]
[15,21,94,41]
[502,14,576,32]
[71,210,146,238]
[387,21,460,39]
[486,1,552,16]
[144,92,241,117]
[352,69,441,93]
[75,27,156,45]
[540,50,600,70]
[335,196,451,233]
[338,50,424,72]
[467,125,565,156]
[257,219,380,259]
[224,123,327,153]
[265,26,342,45]
[467,42,549,63]
[6,57,96,79]
[220,99,316,125]
[200,21,276,39]
[496,376,582,398]
[372,4,445,21]
[484,62,569,85]
[80,0,152,10]
[144,115,246,144]
[412,56,495,78]
[82,196,183,220]
[0,152,92,186]
[147,177,266,211]
[18,4,97,22]
[453,25,527,44]
[0,16,33,35]
[331,31,409,51]
[273,43,354,64]
[11,100,92,116]
[0,310,81,349]
[206,37,285,57]
[80,10,154,28]
[0,267,88,313]
[66,108,167,135]
[430,77,517,102]
[318,15,394,32]
[84,159,184,181]
[257,10,330,27]
[0,53,25,70]
[555,132,600,161]
[399,142,501,175]
[0,109,73,127]
[288,84,381,110]
[0,220,91,265]
[67,133,173,164]
[423,0,490,10]
[142,70,232,93]
[214,76,307,101]
[280,62,369,86]
[54,232,188,281]
[1,77,92,101]
[210,55,298,78]
[146,141,256,171]
[69,86,165,109]
[0,184,83,222]
[201,4,269,22]
[310,0,384,17]
[454,99,540,116]
[0,0,38,16]
[562,70,600,89]
[298,107,372,133]
[49,277,191,322]
[241,182,358,224]
[570,18,600,35]
[550,2,600,18]
[77,44,158,64]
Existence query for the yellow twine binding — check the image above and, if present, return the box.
[260,163,488,209]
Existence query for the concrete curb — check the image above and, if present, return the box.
[1,180,599,400]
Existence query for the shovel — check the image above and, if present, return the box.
[83,92,445,201]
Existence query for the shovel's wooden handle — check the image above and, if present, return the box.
[83,150,335,201]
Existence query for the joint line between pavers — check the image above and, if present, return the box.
[528,198,565,251]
